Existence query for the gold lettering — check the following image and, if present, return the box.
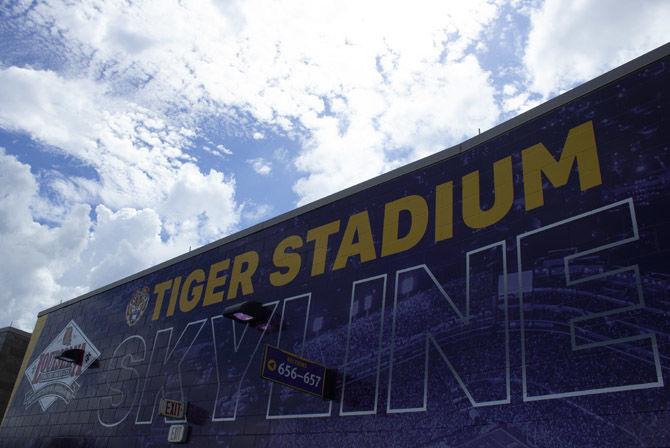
[179,269,206,313]
[166,276,182,317]
[270,235,304,287]
[522,121,602,211]
[228,251,259,299]
[333,211,377,270]
[306,220,340,276]
[381,195,428,257]
[462,156,513,229]
[152,279,172,320]
[203,259,230,307]
[435,181,453,242]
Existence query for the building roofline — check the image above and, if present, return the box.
[38,41,670,318]
[0,327,31,338]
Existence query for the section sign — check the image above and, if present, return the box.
[261,345,329,398]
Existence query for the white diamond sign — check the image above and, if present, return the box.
[23,320,101,411]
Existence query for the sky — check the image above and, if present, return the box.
[0,0,668,332]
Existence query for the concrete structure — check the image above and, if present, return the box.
[0,327,30,418]
[0,43,669,447]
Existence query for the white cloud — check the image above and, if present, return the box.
[0,147,240,331]
[247,157,272,176]
[273,147,289,163]
[0,67,189,209]
[0,67,240,237]
[293,54,499,204]
[69,205,164,290]
[17,0,505,206]
[524,0,670,97]
[16,0,669,210]
[252,132,264,140]
[0,65,242,330]
[241,202,274,223]
[502,83,517,96]
[0,149,90,330]
[216,144,233,155]
[500,81,542,115]
[62,168,240,306]
[501,91,542,115]
[158,163,239,241]
[203,144,233,158]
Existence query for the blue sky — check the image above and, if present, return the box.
[1,0,668,331]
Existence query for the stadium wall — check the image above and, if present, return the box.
[1,43,669,447]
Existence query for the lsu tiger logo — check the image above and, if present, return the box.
[125,287,149,327]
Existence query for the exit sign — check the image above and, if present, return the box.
[159,398,186,419]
